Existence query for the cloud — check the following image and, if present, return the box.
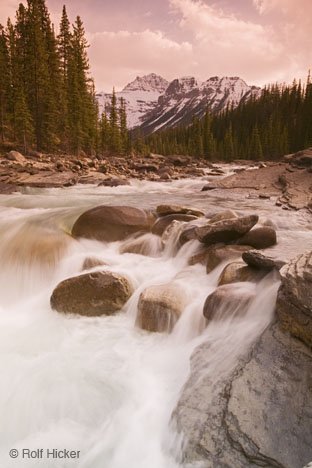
[88,29,193,90]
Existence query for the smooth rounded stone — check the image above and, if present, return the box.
[277,250,312,348]
[72,205,155,242]
[203,283,256,321]
[119,234,161,256]
[6,150,26,164]
[50,271,134,316]
[237,226,277,249]
[206,245,252,273]
[208,210,238,224]
[98,178,130,187]
[151,214,198,236]
[242,250,285,270]
[136,283,188,333]
[156,204,204,218]
[218,261,266,286]
[195,215,259,245]
[82,257,106,270]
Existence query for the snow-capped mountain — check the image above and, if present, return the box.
[97,74,261,134]
[96,73,169,128]
[139,76,261,134]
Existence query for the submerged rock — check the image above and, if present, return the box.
[237,226,277,249]
[72,205,154,242]
[81,257,106,270]
[119,234,161,256]
[203,283,256,321]
[218,261,265,286]
[277,250,312,348]
[195,215,258,245]
[136,283,188,333]
[206,245,252,273]
[50,271,133,316]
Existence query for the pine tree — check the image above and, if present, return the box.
[109,88,121,153]
[0,25,10,142]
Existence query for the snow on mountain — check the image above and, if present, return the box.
[96,74,261,134]
[96,73,169,128]
[139,76,261,135]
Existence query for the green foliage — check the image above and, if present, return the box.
[139,77,312,161]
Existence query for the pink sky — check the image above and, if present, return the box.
[1,0,311,91]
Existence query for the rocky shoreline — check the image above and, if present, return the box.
[0,148,311,212]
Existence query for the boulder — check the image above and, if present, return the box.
[136,283,188,333]
[156,204,204,218]
[208,210,238,224]
[242,250,285,270]
[6,150,26,164]
[72,205,154,242]
[206,245,252,273]
[50,271,133,316]
[203,283,256,321]
[237,226,277,249]
[151,214,198,236]
[195,215,259,245]
[277,250,312,348]
[82,257,106,270]
[218,261,265,286]
[173,324,312,468]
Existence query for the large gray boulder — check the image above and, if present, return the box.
[195,215,258,245]
[136,283,188,333]
[51,271,133,316]
[71,205,154,242]
[277,250,312,348]
[173,324,312,468]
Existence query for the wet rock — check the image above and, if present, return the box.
[151,214,198,236]
[242,250,285,270]
[156,204,204,218]
[119,234,161,256]
[208,210,238,224]
[277,250,312,348]
[201,184,218,191]
[50,271,133,316]
[206,245,252,273]
[218,261,265,286]
[82,257,106,270]
[195,215,259,245]
[203,283,256,321]
[72,205,154,242]
[237,226,277,249]
[98,178,130,187]
[173,323,312,468]
[136,283,188,333]
[0,182,18,194]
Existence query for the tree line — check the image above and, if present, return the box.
[0,0,129,155]
[140,76,312,160]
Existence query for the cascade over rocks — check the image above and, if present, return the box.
[82,257,107,270]
[277,250,312,348]
[236,226,277,249]
[195,215,259,245]
[71,205,155,242]
[136,283,188,333]
[151,214,198,236]
[206,245,252,273]
[203,283,256,321]
[50,271,133,316]
[218,261,266,286]
[119,234,162,256]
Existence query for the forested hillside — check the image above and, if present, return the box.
[0,0,128,155]
[140,78,312,161]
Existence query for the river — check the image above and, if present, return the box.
[0,175,311,468]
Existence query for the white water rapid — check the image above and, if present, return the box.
[0,178,311,468]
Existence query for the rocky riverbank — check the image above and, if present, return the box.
[0,148,311,212]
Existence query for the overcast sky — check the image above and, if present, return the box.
[1,0,311,91]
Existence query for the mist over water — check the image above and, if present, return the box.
[0,177,310,467]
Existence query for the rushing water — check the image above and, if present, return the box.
[0,176,311,468]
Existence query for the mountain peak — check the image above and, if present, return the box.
[122,74,169,93]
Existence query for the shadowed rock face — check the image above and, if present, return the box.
[71,205,155,242]
[173,324,312,468]
[277,250,312,348]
